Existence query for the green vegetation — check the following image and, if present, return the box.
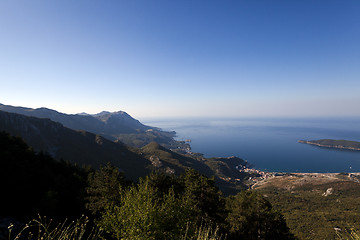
[226,191,295,240]
[86,163,130,216]
[1,131,294,240]
[98,178,196,239]
[95,169,295,240]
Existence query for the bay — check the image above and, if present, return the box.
[143,117,360,173]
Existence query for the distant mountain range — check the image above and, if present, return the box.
[0,103,152,136]
[0,104,251,193]
[0,103,180,148]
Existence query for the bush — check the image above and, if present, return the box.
[98,178,198,239]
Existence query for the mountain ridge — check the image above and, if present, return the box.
[0,104,256,194]
[0,103,175,147]
[0,110,151,180]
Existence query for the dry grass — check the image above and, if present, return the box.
[336,227,360,240]
[8,215,101,240]
[182,222,225,240]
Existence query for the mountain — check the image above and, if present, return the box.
[0,109,251,193]
[0,110,151,180]
[0,103,180,148]
[0,103,150,135]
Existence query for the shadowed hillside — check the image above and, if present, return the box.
[0,110,151,180]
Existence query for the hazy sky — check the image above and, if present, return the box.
[1,1,359,118]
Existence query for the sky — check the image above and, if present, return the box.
[0,0,359,119]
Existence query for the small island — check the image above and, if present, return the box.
[298,139,360,151]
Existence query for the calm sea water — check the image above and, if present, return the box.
[143,117,360,173]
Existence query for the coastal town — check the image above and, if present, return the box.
[234,163,360,189]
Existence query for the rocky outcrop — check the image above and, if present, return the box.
[322,188,334,196]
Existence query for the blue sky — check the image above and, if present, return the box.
[0,1,359,118]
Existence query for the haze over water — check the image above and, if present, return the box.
[144,118,360,173]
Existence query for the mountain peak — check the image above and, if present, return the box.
[0,103,153,141]
[93,111,111,116]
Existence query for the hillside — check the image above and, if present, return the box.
[0,103,183,149]
[139,142,250,194]
[253,172,360,239]
[0,110,151,180]
[0,131,89,220]
[0,110,251,193]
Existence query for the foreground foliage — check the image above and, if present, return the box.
[1,131,295,239]
[226,191,295,240]
[99,180,196,239]
[96,170,223,239]
[92,167,295,239]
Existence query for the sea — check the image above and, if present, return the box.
[143,117,360,173]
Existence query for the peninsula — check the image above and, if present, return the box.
[298,139,360,151]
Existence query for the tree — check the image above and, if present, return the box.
[226,191,296,240]
[0,131,89,220]
[86,162,128,215]
[182,169,226,224]
[97,178,197,240]
[143,170,182,199]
